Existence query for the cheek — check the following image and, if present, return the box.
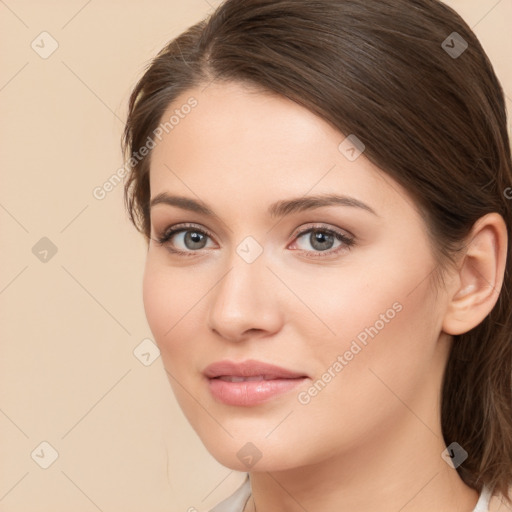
[291,251,442,440]
[142,258,187,355]
[142,256,218,435]
[142,260,169,341]
[276,243,437,355]
[142,256,212,368]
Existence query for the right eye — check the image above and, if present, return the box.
[155,223,216,255]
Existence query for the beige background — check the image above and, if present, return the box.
[0,1,511,511]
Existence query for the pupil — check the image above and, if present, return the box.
[312,231,333,251]
[186,231,205,249]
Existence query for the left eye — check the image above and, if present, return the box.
[290,228,354,254]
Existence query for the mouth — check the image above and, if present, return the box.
[203,359,309,406]
[203,359,308,379]
[216,375,294,382]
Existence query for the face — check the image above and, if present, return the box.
[143,81,451,472]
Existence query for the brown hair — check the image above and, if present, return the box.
[122,0,512,498]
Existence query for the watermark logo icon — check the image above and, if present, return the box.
[31,31,59,59]
[338,134,365,161]
[32,237,58,263]
[133,338,160,366]
[442,32,468,59]
[236,236,263,264]
[31,441,59,469]
[441,442,468,469]
[237,442,263,469]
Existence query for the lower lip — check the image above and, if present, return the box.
[207,377,308,406]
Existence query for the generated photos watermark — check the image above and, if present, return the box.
[92,96,198,201]
[298,301,403,405]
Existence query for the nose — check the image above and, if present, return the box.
[207,254,284,342]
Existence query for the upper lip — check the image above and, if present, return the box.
[203,359,308,379]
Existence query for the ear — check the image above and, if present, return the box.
[442,213,508,336]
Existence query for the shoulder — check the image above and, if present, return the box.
[488,487,512,511]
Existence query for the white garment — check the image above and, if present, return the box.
[209,474,251,512]
[208,474,493,512]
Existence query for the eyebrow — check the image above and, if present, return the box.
[149,192,379,218]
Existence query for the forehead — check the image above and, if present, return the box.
[152,81,338,165]
[148,81,413,218]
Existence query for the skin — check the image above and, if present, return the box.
[143,81,507,512]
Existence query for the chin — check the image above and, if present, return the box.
[200,434,304,473]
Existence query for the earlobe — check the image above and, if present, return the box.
[442,213,507,336]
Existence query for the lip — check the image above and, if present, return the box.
[203,359,307,379]
[203,359,309,407]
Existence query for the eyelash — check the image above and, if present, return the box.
[154,222,355,258]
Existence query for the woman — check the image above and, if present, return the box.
[122,0,512,510]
